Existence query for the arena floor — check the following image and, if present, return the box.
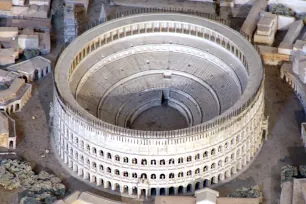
[0,1,306,204]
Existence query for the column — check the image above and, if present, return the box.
[174,187,178,195]
[104,181,109,189]
[128,186,133,195]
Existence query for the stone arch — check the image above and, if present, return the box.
[169,187,175,195]
[141,173,147,179]
[211,163,216,169]
[123,185,128,193]
[9,141,14,149]
[140,189,146,198]
[160,188,166,195]
[115,155,120,161]
[132,187,137,195]
[114,183,120,192]
[98,178,104,186]
[195,181,201,190]
[195,168,200,175]
[141,159,147,165]
[178,186,184,194]
[225,157,229,164]
[151,174,156,179]
[203,165,208,172]
[123,157,128,163]
[107,167,111,173]
[34,69,39,80]
[151,159,156,165]
[211,148,216,156]
[92,147,96,154]
[99,165,103,171]
[132,173,137,178]
[187,156,192,162]
[218,145,222,153]
[151,188,157,196]
[15,103,20,111]
[115,169,120,175]
[107,181,111,189]
[169,158,175,164]
[178,172,183,178]
[91,175,96,183]
[203,179,210,187]
[178,157,183,164]
[132,158,137,164]
[203,151,208,159]
[195,153,200,160]
[107,152,112,159]
[187,184,192,193]
[123,171,128,177]
[99,150,104,157]
[169,173,175,179]
[187,170,192,176]
[160,159,165,165]
[160,174,165,179]
[22,75,28,83]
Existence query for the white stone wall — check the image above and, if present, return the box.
[52,13,265,198]
[52,84,265,198]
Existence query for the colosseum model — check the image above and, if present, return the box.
[51,12,267,198]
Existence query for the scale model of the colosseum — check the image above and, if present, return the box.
[51,12,267,198]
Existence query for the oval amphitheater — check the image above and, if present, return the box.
[52,12,266,198]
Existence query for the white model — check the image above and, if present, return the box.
[52,13,267,198]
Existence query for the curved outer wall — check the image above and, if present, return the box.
[51,13,266,198]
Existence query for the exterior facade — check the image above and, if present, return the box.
[0,75,32,114]
[52,13,267,198]
[0,111,16,150]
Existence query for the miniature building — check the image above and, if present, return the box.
[54,191,124,204]
[292,51,305,75]
[52,13,266,198]
[6,56,51,82]
[278,20,304,55]
[29,0,51,6]
[280,63,306,114]
[0,112,16,150]
[12,0,26,6]
[0,48,15,65]
[18,35,39,50]
[240,0,267,40]
[6,18,51,31]
[253,12,277,45]
[0,76,32,114]
[280,178,306,204]
[196,188,219,204]
[293,40,306,53]
[28,4,49,18]
[37,31,50,54]
[65,0,89,13]
[0,27,18,39]
[0,0,12,11]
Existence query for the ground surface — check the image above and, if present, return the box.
[0,1,306,204]
[131,105,188,131]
